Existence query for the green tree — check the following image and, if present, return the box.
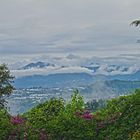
[0,64,14,108]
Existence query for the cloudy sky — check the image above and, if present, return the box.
[0,0,140,64]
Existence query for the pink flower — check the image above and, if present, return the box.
[82,113,93,120]
[75,110,94,120]
[10,115,25,125]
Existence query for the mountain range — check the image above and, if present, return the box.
[19,61,55,70]
[14,71,140,88]
[17,61,138,74]
[12,61,140,89]
[8,61,140,114]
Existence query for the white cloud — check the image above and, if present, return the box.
[8,54,140,78]
[11,66,93,78]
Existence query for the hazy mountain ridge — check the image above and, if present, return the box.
[12,58,140,78]
[8,79,140,114]
[9,58,140,115]
[83,80,140,97]
[14,70,140,88]
[19,61,55,70]
[14,73,93,88]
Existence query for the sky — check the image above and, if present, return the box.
[0,0,140,65]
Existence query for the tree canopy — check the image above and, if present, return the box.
[0,64,14,108]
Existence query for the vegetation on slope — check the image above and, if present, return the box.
[0,89,140,140]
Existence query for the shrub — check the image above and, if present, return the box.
[97,89,140,140]
[130,130,140,140]
[0,89,140,140]
[23,90,97,139]
[0,109,14,140]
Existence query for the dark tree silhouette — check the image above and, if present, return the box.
[0,64,14,108]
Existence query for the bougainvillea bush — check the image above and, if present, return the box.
[0,89,140,140]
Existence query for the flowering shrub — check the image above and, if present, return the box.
[0,89,140,140]
[75,110,94,120]
[82,111,93,120]
[10,115,25,125]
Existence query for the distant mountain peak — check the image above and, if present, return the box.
[66,54,80,59]
[20,61,55,70]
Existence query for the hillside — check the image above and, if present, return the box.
[6,79,140,115]
[14,73,93,88]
